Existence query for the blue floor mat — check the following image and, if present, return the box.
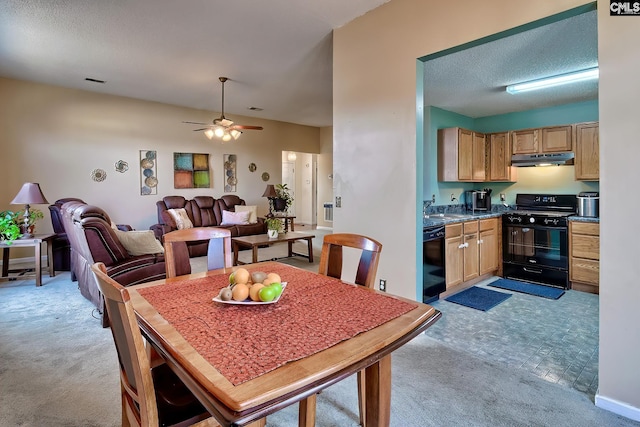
[445,286,511,311]
[489,278,565,300]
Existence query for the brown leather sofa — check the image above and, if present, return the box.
[150,195,266,257]
[61,201,188,327]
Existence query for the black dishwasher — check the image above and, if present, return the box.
[423,223,446,303]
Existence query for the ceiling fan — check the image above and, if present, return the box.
[183,77,263,142]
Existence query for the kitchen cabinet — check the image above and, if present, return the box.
[575,122,599,181]
[445,218,499,288]
[438,127,485,182]
[462,221,479,282]
[569,221,599,293]
[479,218,499,275]
[486,132,516,182]
[511,125,572,154]
[445,223,464,288]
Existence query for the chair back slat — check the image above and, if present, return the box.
[163,227,232,278]
[318,233,382,289]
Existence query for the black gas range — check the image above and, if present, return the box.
[502,194,577,289]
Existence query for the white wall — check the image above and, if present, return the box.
[0,77,320,244]
[596,0,640,419]
[335,0,640,420]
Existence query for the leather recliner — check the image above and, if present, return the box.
[48,198,85,274]
[61,201,188,327]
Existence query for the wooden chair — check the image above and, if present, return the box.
[163,227,232,278]
[91,262,220,427]
[300,233,383,427]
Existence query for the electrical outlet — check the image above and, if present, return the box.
[431,194,436,203]
[335,196,342,208]
[379,279,387,292]
[500,193,506,202]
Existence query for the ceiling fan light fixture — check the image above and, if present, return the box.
[230,129,242,140]
[214,126,225,138]
[506,67,599,94]
[222,132,232,142]
[204,129,215,140]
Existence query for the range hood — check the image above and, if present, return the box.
[511,152,575,167]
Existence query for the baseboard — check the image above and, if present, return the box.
[0,255,44,267]
[315,226,333,231]
[595,391,640,422]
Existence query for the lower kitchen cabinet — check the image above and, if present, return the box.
[445,217,500,288]
[569,221,600,293]
[445,223,464,288]
[479,218,499,275]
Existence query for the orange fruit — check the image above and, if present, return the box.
[249,283,265,301]
[231,283,250,301]
[234,268,250,285]
[266,272,281,284]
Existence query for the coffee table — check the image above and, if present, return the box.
[232,231,314,265]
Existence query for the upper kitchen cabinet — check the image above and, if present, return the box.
[486,132,516,182]
[438,127,485,182]
[575,122,599,181]
[511,125,572,154]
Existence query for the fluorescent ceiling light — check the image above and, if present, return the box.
[506,67,599,94]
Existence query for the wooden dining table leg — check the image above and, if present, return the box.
[298,393,316,427]
[364,354,392,427]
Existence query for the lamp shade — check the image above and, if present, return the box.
[262,184,277,198]
[10,182,49,205]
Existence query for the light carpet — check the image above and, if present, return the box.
[1,249,638,426]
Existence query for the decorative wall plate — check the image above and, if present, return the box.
[140,158,154,169]
[115,160,129,173]
[248,162,257,172]
[91,168,107,182]
[262,172,270,181]
[145,176,158,187]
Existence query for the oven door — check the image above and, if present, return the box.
[503,224,568,269]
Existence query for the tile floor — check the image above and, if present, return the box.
[425,278,600,398]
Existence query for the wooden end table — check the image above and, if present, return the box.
[271,214,296,232]
[0,233,56,286]
[232,231,314,265]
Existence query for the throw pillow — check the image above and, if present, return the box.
[167,208,193,230]
[220,210,251,225]
[235,205,258,224]
[114,229,164,256]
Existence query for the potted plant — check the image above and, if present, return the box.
[273,183,293,213]
[265,217,282,238]
[0,210,22,244]
[25,208,44,235]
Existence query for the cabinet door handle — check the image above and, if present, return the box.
[458,244,465,249]
[479,239,483,244]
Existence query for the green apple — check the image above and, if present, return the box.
[259,286,276,302]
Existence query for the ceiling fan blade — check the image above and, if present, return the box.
[182,121,209,125]
[231,124,263,131]
[192,128,209,132]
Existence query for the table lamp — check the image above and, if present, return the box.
[10,182,49,238]
[261,184,277,218]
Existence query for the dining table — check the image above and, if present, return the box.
[129,261,441,427]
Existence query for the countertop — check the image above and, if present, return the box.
[423,211,600,227]
[423,211,503,228]
[568,216,600,223]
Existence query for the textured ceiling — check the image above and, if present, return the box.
[0,3,597,127]
[423,10,598,118]
[0,0,390,127]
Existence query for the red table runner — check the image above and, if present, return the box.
[138,264,417,385]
